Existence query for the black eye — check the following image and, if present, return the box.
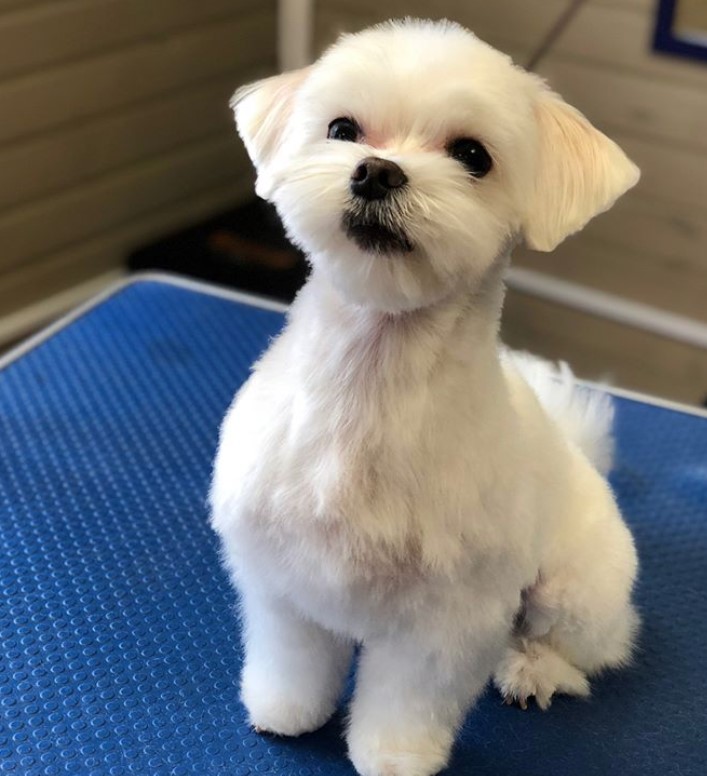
[327,117,360,142]
[447,138,493,178]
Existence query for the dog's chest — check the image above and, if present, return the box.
[251,373,434,567]
[241,311,434,516]
[224,362,510,588]
[212,301,530,620]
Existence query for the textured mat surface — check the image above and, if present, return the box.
[0,277,705,776]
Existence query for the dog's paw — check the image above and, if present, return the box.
[242,682,336,737]
[246,694,335,737]
[493,640,589,710]
[348,728,452,776]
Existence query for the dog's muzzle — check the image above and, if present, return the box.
[342,211,414,255]
[344,157,413,254]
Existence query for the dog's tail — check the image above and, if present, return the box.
[503,350,615,476]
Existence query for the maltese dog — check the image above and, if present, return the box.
[210,19,640,776]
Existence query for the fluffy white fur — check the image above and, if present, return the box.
[210,19,640,776]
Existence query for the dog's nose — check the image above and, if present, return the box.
[350,157,408,200]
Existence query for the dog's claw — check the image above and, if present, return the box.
[503,694,530,710]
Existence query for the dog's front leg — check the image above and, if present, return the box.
[239,587,354,736]
[347,609,509,776]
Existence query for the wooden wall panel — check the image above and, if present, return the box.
[0,176,253,344]
[0,69,257,211]
[0,11,273,146]
[312,0,569,62]
[582,195,707,276]
[0,177,253,323]
[555,2,707,89]
[0,2,276,343]
[0,0,264,79]
[502,291,707,405]
[513,237,707,323]
[0,136,250,273]
[315,0,567,53]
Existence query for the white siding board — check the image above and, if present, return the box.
[0,2,272,328]
[0,69,257,211]
[314,22,534,66]
[0,1,37,10]
[314,7,532,63]
[0,11,275,146]
[514,235,707,323]
[555,3,707,89]
[0,135,249,272]
[319,0,569,49]
[502,291,707,404]
[592,0,649,7]
[584,194,707,274]
[0,177,253,318]
[0,0,269,79]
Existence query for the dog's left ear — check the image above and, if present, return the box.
[230,67,310,199]
[522,89,640,252]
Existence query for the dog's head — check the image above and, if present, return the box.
[233,19,639,312]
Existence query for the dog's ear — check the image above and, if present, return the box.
[230,67,310,198]
[522,88,640,252]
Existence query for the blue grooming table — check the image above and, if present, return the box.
[1,274,705,776]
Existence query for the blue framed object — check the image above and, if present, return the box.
[0,274,706,775]
[654,0,707,63]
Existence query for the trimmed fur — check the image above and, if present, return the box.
[211,19,640,776]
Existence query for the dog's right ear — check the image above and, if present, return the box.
[230,68,310,199]
[522,87,640,252]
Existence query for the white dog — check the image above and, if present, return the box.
[210,19,640,776]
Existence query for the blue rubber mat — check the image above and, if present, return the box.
[1,276,705,776]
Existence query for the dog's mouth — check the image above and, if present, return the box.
[342,211,414,255]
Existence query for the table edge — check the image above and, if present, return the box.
[0,272,289,371]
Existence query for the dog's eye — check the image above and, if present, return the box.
[327,117,360,142]
[447,138,493,178]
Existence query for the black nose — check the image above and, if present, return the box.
[350,157,408,200]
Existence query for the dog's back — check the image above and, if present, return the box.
[502,349,615,476]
